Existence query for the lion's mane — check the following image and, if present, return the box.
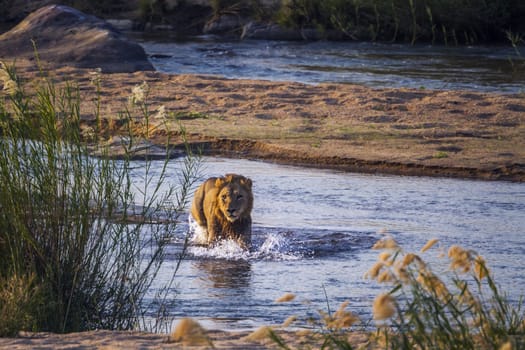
[190,174,253,248]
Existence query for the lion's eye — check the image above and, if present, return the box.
[221,195,227,201]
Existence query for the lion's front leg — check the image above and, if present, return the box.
[206,219,222,245]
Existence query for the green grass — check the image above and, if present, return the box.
[0,60,200,335]
[172,111,210,120]
[434,151,449,158]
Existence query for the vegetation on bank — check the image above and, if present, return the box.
[0,60,524,349]
[248,237,525,349]
[1,0,524,45]
[0,60,200,335]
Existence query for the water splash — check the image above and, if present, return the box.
[188,215,207,245]
[252,232,303,261]
[187,214,303,261]
[189,239,251,260]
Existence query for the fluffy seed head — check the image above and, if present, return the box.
[421,238,439,252]
[372,237,399,250]
[169,318,211,346]
[243,326,273,342]
[373,293,396,320]
[275,292,296,303]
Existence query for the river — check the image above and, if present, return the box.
[129,36,525,331]
[136,156,525,331]
[136,36,525,93]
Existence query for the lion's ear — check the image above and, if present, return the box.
[241,177,252,189]
[215,177,225,188]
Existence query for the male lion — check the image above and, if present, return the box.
[190,174,253,248]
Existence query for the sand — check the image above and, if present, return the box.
[0,327,373,349]
[3,58,524,181]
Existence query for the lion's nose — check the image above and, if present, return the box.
[227,209,236,215]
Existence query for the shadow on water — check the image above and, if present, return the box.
[195,259,252,291]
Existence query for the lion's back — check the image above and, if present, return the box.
[190,177,217,227]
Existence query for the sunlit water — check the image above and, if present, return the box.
[132,157,525,331]
[136,36,525,93]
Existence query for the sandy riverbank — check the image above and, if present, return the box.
[0,327,373,349]
[4,58,525,181]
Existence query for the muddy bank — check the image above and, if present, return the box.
[3,59,525,181]
[184,138,524,181]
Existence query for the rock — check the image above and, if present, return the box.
[203,14,243,35]
[106,19,134,32]
[241,21,324,41]
[0,5,154,73]
[91,136,183,160]
[241,22,301,40]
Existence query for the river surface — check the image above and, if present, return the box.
[131,37,525,330]
[136,36,525,93]
[136,157,525,331]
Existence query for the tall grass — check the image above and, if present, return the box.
[259,237,525,349]
[0,61,200,335]
[367,237,525,349]
[275,0,525,44]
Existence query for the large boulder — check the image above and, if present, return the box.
[0,5,154,73]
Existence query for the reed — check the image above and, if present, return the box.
[265,237,524,349]
[274,0,524,44]
[407,0,417,45]
[0,61,200,335]
[425,5,435,45]
[367,238,525,349]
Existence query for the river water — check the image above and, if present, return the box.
[138,157,525,331]
[132,37,525,330]
[137,36,525,93]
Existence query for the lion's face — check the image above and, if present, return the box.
[216,175,253,223]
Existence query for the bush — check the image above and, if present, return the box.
[275,0,525,44]
[0,60,200,335]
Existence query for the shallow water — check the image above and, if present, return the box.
[137,37,525,93]
[136,157,525,331]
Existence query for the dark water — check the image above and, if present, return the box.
[135,157,525,331]
[137,37,525,93]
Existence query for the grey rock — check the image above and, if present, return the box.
[203,14,243,35]
[0,5,153,73]
[241,21,323,41]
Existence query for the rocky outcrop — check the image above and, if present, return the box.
[241,21,323,41]
[0,5,153,73]
[203,14,244,36]
[204,16,327,40]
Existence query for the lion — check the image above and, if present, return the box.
[190,174,253,249]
